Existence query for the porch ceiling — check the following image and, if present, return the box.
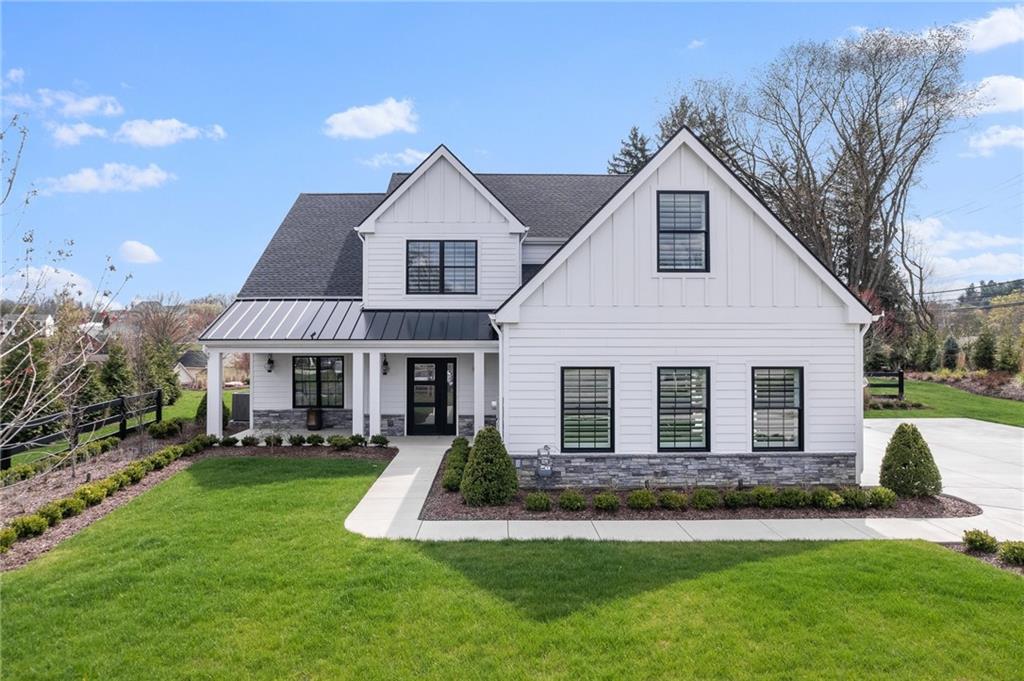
[200,298,497,342]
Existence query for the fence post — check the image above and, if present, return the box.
[155,389,163,423]
[0,445,10,471]
[897,369,905,401]
[118,395,128,439]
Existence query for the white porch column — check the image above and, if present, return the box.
[206,350,223,437]
[351,352,365,436]
[473,350,485,437]
[248,352,255,431]
[368,351,381,436]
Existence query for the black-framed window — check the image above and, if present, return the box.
[293,356,344,409]
[561,367,614,452]
[406,240,477,294]
[657,191,709,272]
[752,367,803,451]
[658,367,709,451]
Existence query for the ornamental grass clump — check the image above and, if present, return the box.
[460,427,518,506]
[880,423,942,497]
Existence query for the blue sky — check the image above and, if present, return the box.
[2,2,1022,305]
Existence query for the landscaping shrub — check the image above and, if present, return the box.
[264,434,283,447]
[124,462,147,483]
[722,490,751,509]
[998,541,1024,566]
[442,439,471,491]
[868,486,897,509]
[839,486,870,510]
[941,335,960,370]
[0,527,16,553]
[288,434,306,447]
[777,488,812,509]
[962,529,999,553]
[525,492,552,512]
[691,488,721,510]
[972,328,997,370]
[811,487,841,509]
[220,436,239,447]
[349,433,367,447]
[593,491,620,513]
[195,434,219,448]
[658,490,688,510]
[240,435,260,447]
[10,514,48,539]
[38,501,64,526]
[626,488,657,511]
[370,434,390,447]
[74,484,107,506]
[328,435,352,450]
[879,423,942,497]
[441,466,463,492]
[195,392,229,428]
[750,486,778,509]
[995,335,1021,372]
[148,417,187,439]
[59,496,86,518]
[558,489,586,511]
[97,477,121,497]
[460,426,518,506]
[305,434,324,446]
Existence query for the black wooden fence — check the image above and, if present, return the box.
[0,389,163,470]
[864,370,905,401]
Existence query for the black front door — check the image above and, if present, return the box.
[407,358,456,435]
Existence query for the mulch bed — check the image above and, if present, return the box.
[0,444,396,572]
[420,454,981,521]
[943,543,1024,577]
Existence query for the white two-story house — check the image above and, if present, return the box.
[200,127,874,488]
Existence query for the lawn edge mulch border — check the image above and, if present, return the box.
[420,452,981,522]
[0,446,396,572]
[942,543,1024,577]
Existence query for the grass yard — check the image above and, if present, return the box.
[866,379,1024,427]
[3,458,1022,680]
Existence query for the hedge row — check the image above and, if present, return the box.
[0,434,219,554]
[520,485,899,514]
[0,436,123,487]
[212,433,388,449]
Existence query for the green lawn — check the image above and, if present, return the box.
[866,379,1024,427]
[3,458,1022,680]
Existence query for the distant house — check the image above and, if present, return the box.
[1,313,55,338]
[175,349,209,388]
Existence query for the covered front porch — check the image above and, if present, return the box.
[200,300,500,439]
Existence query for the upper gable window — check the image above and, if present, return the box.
[407,240,477,295]
[657,191,709,272]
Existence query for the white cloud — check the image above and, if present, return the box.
[904,216,1024,284]
[974,75,1024,114]
[118,240,161,264]
[113,118,226,147]
[40,163,175,195]
[905,217,1023,256]
[962,5,1024,53]
[4,67,24,85]
[360,148,429,168]
[323,97,418,139]
[966,125,1024,156]
[49,122,107,146]
[35,88,124,117]
[0,265,98,301]
[687,39,705,49]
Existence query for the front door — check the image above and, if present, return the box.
[407,358,456,435]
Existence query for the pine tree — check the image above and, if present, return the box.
[100,339,135,397]
[607,126,652,175]
[995,335,1022,372]
[971,328,997,370]
[941,335,960,370]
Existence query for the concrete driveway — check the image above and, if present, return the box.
[864,418,1024,539]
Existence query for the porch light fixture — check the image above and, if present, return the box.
[381,354,389,376]
[265,355,275,373]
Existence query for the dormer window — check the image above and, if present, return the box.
[657,191,709,272]
[407,240,477,294]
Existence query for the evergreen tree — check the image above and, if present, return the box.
[607,126,652,175]
[941,335,960,370]
[100,339,135,397]
[995,335,1022,372]
[971,328,997,370]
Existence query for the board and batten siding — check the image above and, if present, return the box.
[501,140,862,461]
[363,157,522,309]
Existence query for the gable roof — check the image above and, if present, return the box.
[238,193,384,298]
[177,349,208,368]
[494,126,873,323]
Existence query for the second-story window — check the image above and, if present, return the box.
[407,240,477,294]
[658,191,709,272]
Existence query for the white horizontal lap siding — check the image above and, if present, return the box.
[521,241,560,265]
[251,353,352,411]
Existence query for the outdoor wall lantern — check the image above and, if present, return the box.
[265,355,275,373]
[381,354,389,375]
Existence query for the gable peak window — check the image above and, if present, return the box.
[407,240,477,294]
[658,190,709,272]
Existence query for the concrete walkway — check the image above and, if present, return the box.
[344,419,1024,542]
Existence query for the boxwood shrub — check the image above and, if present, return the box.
[60,496,87,517]
[811,487,842,509]
[305,434,325,446]
[723,490,753,509]
[963,529,999,553]
[460,427,517,506]
[658,490,688,510]
[37,501,65,526]
[220,436,238,447]
[750,486,778,509]
[840,486,870,510]
[880,423,942,497]
[524,492,552,512]
[328,435,352,450]
[626,488,657,510]
[370,434,390,447]
[0,527,16,553]
[10,514,48,538]
[441,438,471,492]
[777,488,811,509]
[998,540,1024,565]
[691,488,721,510]
[593,491,620,513]
[868,486,897,508]
[349,433,367,447]
[74,484,107,506]
[124,462,147,483]
[558,489,586,511]
[240,435,260,447]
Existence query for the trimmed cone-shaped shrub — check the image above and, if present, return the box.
[460,427,518,506]
[880,423,942,497]
[195,392,230,428]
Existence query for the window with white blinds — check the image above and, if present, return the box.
[406,240,477,294]
[658,367,709,451]
[752,367,803,451]
[657,191,709,272]
[561,367,614,452]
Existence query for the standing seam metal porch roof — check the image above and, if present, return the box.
[200,299,497,342]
